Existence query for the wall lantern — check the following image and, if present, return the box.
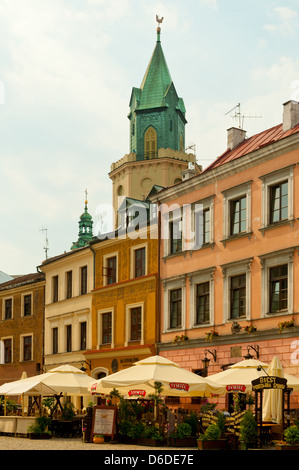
[244,345,260,360]
[80,360,91,372]
[202,349,217,370]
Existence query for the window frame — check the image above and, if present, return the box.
[259,247,295,317]
[20,334,33,362]
[221,258,253,323]
[97,308,115,348]
[103,252,118,286]
[80,265,88,295]
[191,195,215,250]
[3,297,13,320]
[222,181,252,243]
[130,243,147,279]
[22,292,32,317]
[125,303,144,346]
[162,275,186,333]
[189,267,215,328]
[259,165,294,233]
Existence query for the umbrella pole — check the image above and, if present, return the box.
[4,396,6,416]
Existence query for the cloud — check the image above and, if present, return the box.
[264,6,298,36]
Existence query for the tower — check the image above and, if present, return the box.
[71,190,94,250]
[109,18,200,224]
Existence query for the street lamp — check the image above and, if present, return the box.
[244,345,260,360]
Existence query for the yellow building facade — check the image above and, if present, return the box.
[85,221,158,378]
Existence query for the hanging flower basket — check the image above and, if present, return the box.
[278,319,294,334]
[172,334,188,345]
[205,330,219,342]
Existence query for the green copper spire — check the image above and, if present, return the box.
[71,190,93,250]
[128,17,187,160]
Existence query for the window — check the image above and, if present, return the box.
[221,258,252,322]
[52,327,58,354]
[66,325,72,352]
[4,298,12,320]
[98,309,114,348]
[260,165,294,233]
[195,208,210,245]
[22,336,32,361]
[222,182,251,242]
[269,265,288,313]
[144,127,157,159]
[80,321,87,350]
[130,307,142,341]
[196,282,210,324]
[23,294,32,317]
[170,288,182,329]
[230,274,246,319]
[230,196,246,235]
[163,275,186,332]
[189,267,215,328]
[170,219,182,254]
[80,266,88,295]
[107,256,117,285]
[52,276,59,303]
[66,271,72,299]
[102,313,112,344]
[3,338,12,363]
[259,248,295,317]
[134,247,146,278]
[270,181,288,224]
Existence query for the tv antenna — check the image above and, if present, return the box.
[40,227,49,259]
[225,103,262,129]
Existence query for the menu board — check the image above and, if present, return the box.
[91,406,116,441]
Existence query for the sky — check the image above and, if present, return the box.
[0,0,299,275]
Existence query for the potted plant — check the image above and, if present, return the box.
[28,415,52,439]
[275,425,299,450]
[93,434,105,444]
[172,334,188,344]
[197,424,226,450]
[244,325,257,334]
[205,330,219,342]
[137,424,165,447]
[169,422,197,447]
[278,318,294,333]
[239,410,258,450]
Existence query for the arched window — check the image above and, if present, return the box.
[144,127,157,159]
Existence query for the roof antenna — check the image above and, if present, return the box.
[225,103,262,129]
[40,227,49,259]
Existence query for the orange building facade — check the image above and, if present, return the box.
[150,100,299,408]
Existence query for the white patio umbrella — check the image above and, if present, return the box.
[89,355,225,397]
[207,358,271,393]
[262,356,284,424]
[20,364,95,396]
[209,357,299,395]
[0,365,94,397]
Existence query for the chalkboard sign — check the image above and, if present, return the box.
[90,406,117,442]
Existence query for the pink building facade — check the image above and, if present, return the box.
[150,100,299,410]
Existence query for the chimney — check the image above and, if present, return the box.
[181,162,198,181]
[283,100,299,131]
[227,127,246,150]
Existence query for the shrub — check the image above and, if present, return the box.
[284,426,299,445]
[240,410,258,446]
[199,424,221,441]
[175,422,192,439]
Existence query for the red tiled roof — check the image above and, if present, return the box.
[202,122,299,173]
[0,272,45,291]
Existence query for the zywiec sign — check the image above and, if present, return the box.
[128,389,146,397]
[251,376,287,391]
[226,384,246,393]
[169,382,190,392]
